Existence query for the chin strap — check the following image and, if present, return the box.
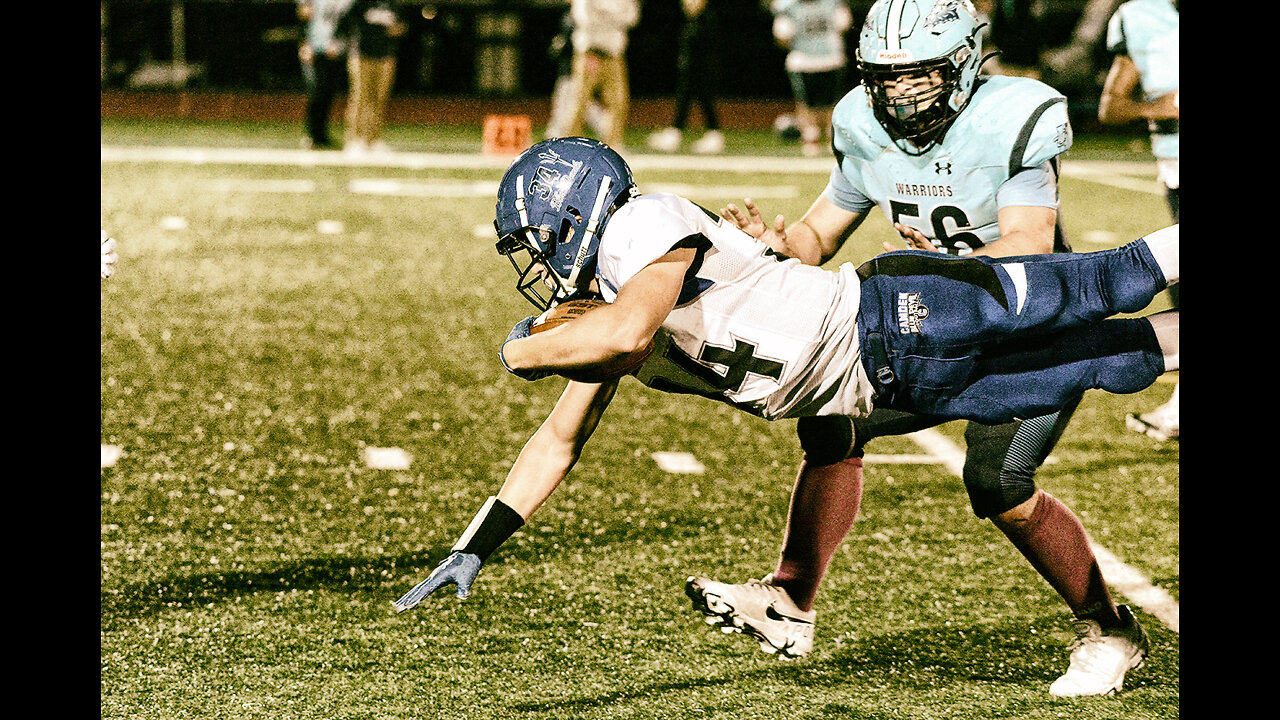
[566,174,613,289]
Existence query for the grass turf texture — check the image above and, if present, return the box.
[101,119,1178,719]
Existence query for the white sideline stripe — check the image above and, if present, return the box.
[204,179,317,193]
[1059,163,1162,195]
[346,177,799,200]
[100,145,837,173]
[102,146,1157,184]
[906,428,1179,632]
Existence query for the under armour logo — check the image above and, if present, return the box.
[935,160,952,175]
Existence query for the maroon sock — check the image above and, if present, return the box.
[770,457,863,612]
[996,490,1122,627]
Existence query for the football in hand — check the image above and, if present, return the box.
[531,298,654,383]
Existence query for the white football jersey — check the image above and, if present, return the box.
[594,193,873,420]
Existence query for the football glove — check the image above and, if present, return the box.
[393,551,482,611]
[499,315,551,381]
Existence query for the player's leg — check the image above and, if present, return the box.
[922,316,1169,424]
[687,411,945,657]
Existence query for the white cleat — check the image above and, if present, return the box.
[1049,605,1150,697]
[685,574,815,658]
[646,127,682,153]
[1125,391,1179,442]
[690,130,725,155]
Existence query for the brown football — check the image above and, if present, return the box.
[531,298,654,383]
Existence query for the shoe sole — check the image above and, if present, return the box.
[1049,649,1148,697]
[684,577,807,659]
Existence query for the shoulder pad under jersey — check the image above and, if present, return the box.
[948,76,1072,172]
[831,86,893,163]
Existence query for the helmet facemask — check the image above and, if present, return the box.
[860,43,976,154]
[495,226,575,311]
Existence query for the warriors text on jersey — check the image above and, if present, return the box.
[830,75,1072,255]
[593,193,874,420]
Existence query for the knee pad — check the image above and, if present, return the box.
[961,415,1059,518]
[797,415,858,467]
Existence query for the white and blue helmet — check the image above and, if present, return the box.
[494,137,638,310]
[856,0,990,152]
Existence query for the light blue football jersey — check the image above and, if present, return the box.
[1107,0,1178,160]
[830,75,1072,255]
[771,0,851,71]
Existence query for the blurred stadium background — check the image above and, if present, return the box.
[100,0,1123,131]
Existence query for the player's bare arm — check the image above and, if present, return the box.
[974,205,1058,258]
[1098,54,1179,125]
[496,379,620,519]
[500,248,693,374]
[885,203,1057,258]
[723,195,863,266]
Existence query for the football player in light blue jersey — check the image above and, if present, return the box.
[704,0,1152,698]
[1100,0,1179,442]
[770,0,853,156]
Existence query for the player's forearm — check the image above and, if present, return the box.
[783,220,831,266]
[505,312,644,373]
[1098,94,1175,125]
[497,433,578,519]
[969,229,1053,258]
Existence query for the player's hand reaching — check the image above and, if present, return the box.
[393,551,483,611]
[720,198,789,253]
[882,222,941,253]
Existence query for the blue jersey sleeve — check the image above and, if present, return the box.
[823,166,876,214]
[995,162,1058,210]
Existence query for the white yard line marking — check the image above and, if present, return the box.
[101,444,124,469]
[362,446,413,470]
[204,178,317,193]
[1059,162,1162,195]
[346,177,798,200]
[906,427,1179,632]
[101,145,837,173]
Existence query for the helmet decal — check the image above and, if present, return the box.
[922,0,976,32]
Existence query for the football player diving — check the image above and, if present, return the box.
[392,135,1179,700]
[699,0,1162,697]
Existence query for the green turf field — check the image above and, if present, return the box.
[101,119,1178,719]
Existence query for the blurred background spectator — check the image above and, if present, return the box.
[297,0,352,150]
[769,0,852,157]
[646,0,725,155]
[561,0,640,149]
[339,0,408,154]
[545,9,611,140]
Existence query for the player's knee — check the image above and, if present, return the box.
[797,415,860,467]
[964,464,1037,519]
[962,424,1039,518]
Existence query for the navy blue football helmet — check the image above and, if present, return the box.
[494,137,638,310]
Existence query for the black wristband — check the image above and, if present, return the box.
[452,496,525,562]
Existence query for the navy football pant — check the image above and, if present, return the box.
[856,239,1168,424]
